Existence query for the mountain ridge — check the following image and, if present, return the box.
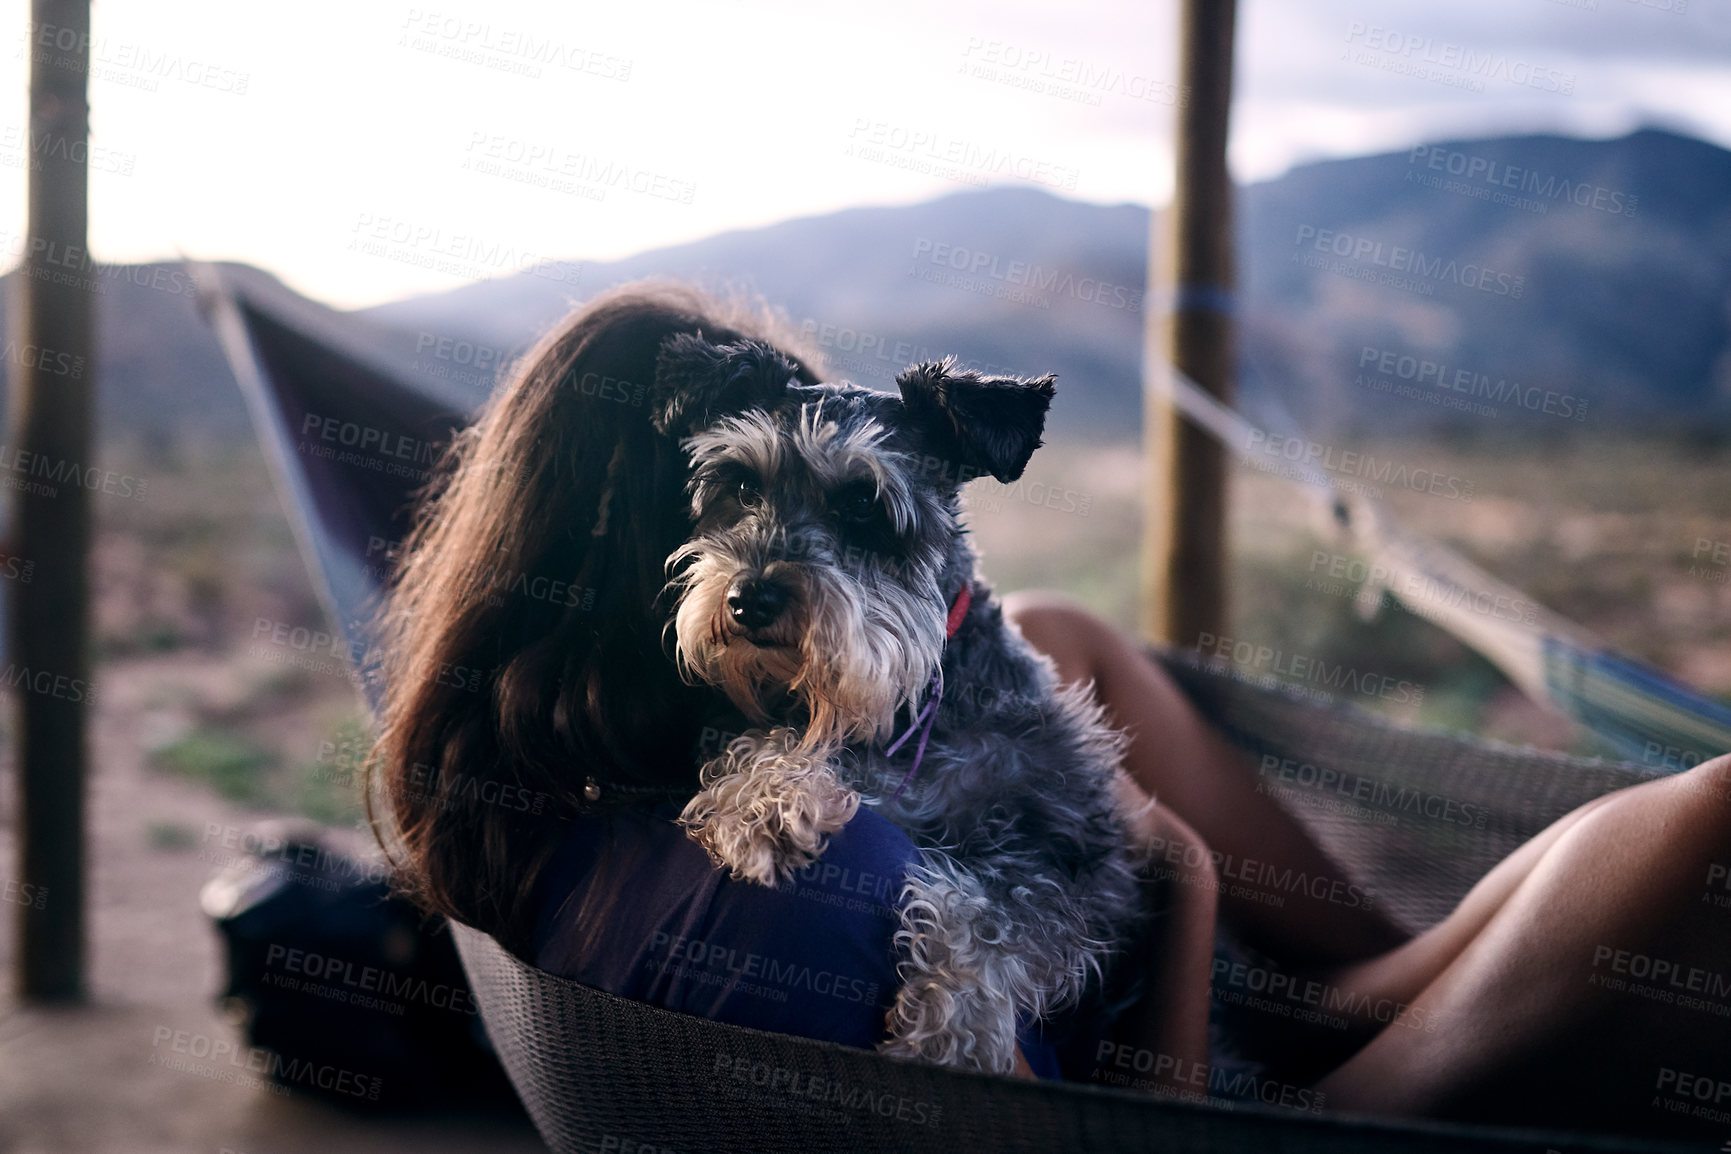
[8,126,1725,445]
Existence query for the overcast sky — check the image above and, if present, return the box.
[0,0,1725,309]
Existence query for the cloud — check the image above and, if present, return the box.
[0,0,1721,307]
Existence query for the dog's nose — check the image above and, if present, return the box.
[727,575,788,631]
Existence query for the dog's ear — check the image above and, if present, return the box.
[651,332,796,437]
[896,359,1056,484]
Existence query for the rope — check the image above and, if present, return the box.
[1150,364,1731,768]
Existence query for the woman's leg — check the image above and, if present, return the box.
[1314,756,1731,1134]
[1006,592,1731,1134]
[1003,592,1409,963]
[1097,773,1219,1098]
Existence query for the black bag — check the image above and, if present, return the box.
[200,820,520,1111]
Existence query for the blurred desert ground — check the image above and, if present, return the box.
[23,422,1731,837]
[0,418,1728,1154]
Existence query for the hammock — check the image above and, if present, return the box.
[197,263,1703,1153]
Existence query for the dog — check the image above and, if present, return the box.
[649,331,1144,1075]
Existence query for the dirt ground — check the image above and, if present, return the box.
[0,652,545,1154]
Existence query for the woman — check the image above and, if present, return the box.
[1008,593,1731,1133]
[371,283,1731,1139]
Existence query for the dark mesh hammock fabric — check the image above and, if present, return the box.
[200,265,1695,1154]
[448,655,1678,1154]
[1153,656,1665,937]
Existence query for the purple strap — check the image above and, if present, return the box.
[885,669,942,802]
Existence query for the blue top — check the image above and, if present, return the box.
[531,801,1072,1075]
[534,801,923,1050]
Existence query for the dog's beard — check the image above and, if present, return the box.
[668,547,945,751]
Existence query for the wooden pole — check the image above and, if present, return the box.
[1142,0,1237,648]
[13,0,93,1001]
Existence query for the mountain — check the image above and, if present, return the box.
[365,126,1731,439]
[364,186,1152,437]
[0,262,253,442]
[8,127,1728,446]
[1238,128,1731,435]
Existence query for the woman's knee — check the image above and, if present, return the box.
[1002,591,1115,687]
[1679,753,1731,806]
[1537,753,1731,900]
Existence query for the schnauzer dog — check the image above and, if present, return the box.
[651,332,1143,1075]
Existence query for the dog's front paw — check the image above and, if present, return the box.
[881,862,1024,1074]
[678,728,859,886]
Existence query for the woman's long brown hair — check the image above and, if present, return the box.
[369,281,821,953]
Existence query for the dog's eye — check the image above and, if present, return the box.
[735,476,762,508]
[833,482,877,523]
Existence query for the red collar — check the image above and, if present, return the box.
[945,584,972,641]
[886,583,971,801]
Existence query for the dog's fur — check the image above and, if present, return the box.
[650,332,1143,1074]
